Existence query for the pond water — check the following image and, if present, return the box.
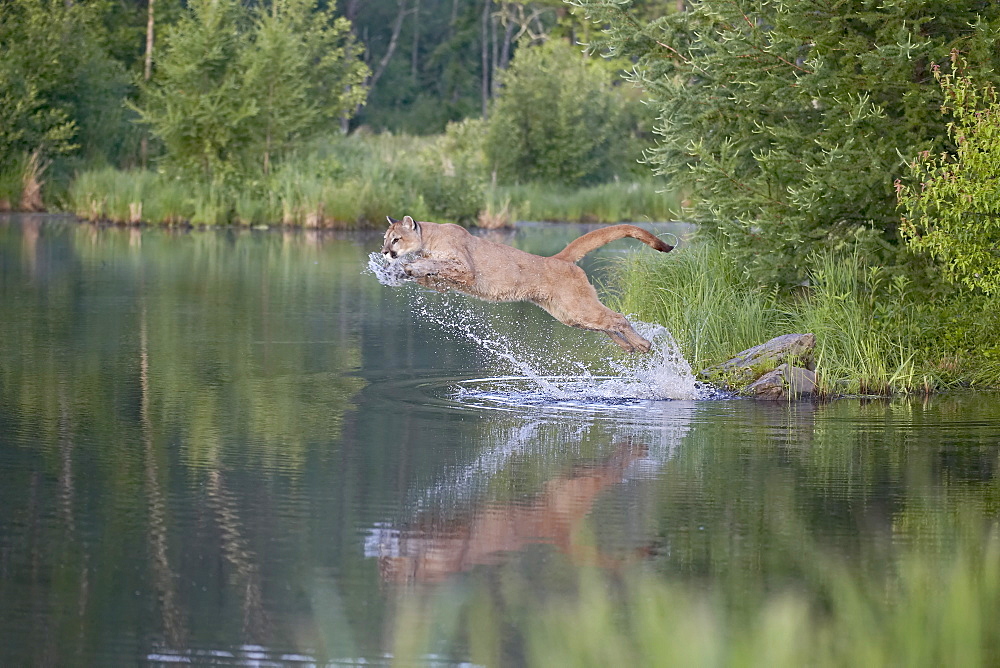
[1,214,999,665]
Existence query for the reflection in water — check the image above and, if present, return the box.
[204,470,267,641]
[371,440,648,582]
[2,216,1000,665]
[0,217,370,664]
[141,308,187,650]
[366,403,694,583]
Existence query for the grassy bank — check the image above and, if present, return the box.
[56,132,678,228]
[609,241,1000,393]
[65,134,445,227]
[491,181,679,225]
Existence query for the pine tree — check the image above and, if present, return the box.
[242,0,368,175]
[570,0,1000,286]
[133,0,254,185]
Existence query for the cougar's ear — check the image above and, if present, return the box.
[402,215,416,230]
[387,216,400,225]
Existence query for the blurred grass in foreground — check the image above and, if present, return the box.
[387,529,1000,667]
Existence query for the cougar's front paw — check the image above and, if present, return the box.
[403,263,436,279]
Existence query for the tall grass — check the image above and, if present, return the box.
[795,253,921,394]
[67,168,196,223]
[525,532,1000,667]
[65,133,460,227]
[65,134,683,227]
[611,242,786,372]
[494,180,680,223]
[608,240,993,393]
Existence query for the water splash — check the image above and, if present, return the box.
[367,251,408,286]
[367,251,711,401]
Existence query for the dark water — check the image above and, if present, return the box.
[2,214,999,665]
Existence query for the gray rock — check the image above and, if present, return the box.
[746,364,817,400]
[710,333,816,373]
[699,333,819,397]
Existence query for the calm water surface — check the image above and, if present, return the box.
[2,214,999,665]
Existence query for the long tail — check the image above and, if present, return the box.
[551,224,674,263]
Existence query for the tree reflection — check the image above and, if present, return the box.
[2,217,1000,665]
[141,307,186,649]
[0,218,366,663]
[377,399,1000,665]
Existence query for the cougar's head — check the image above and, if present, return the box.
[381,215,422,261]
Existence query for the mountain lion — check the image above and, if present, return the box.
[381,215,674,352]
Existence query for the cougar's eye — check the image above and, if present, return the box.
[391,237,400,245]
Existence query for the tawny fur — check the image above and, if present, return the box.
[381,215,673,352]
[378,441,648,583]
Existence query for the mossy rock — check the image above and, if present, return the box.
[699,333,817,395]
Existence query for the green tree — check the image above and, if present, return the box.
[0,0,131,173]
[133,0,253,185]
[570,0,1000,287]
[898,55,1000,295]
[347,0,606,134]
[483,38,646,186]
[134,0,368,187]
[243,0,368,175]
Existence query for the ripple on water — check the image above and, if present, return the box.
[364,371,727,433]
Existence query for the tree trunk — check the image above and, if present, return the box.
[490,3,499,97]
[411,0,420,79]
[141,0,155,169]
[481,0,490,118]
[263,132,271,176]
[343,0,361,21]
[368,0,409,90]
[499,10,515,71]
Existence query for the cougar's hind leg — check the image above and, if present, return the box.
[608,319,652,354]
[536,273,652,353]
[606,331,637,352]
[625,329,653,354]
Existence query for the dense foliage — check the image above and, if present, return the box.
[2,0,667,215]
[349,0,572,133]
[483,39,647,186]
[133,0,368,186]
[0,0,133,180]
[571,0,1000,287]
[611,239,1000,392]
[898,55,1000,296]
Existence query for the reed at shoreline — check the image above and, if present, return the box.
[610,241,1000,393]
[57,133,679,228]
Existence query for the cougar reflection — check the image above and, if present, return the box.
[370,441,647,583]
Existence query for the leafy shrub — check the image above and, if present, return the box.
[571,0,1000,287]
[133,0,368,187]
[484,39,648,187]
[898,54,1000,295]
